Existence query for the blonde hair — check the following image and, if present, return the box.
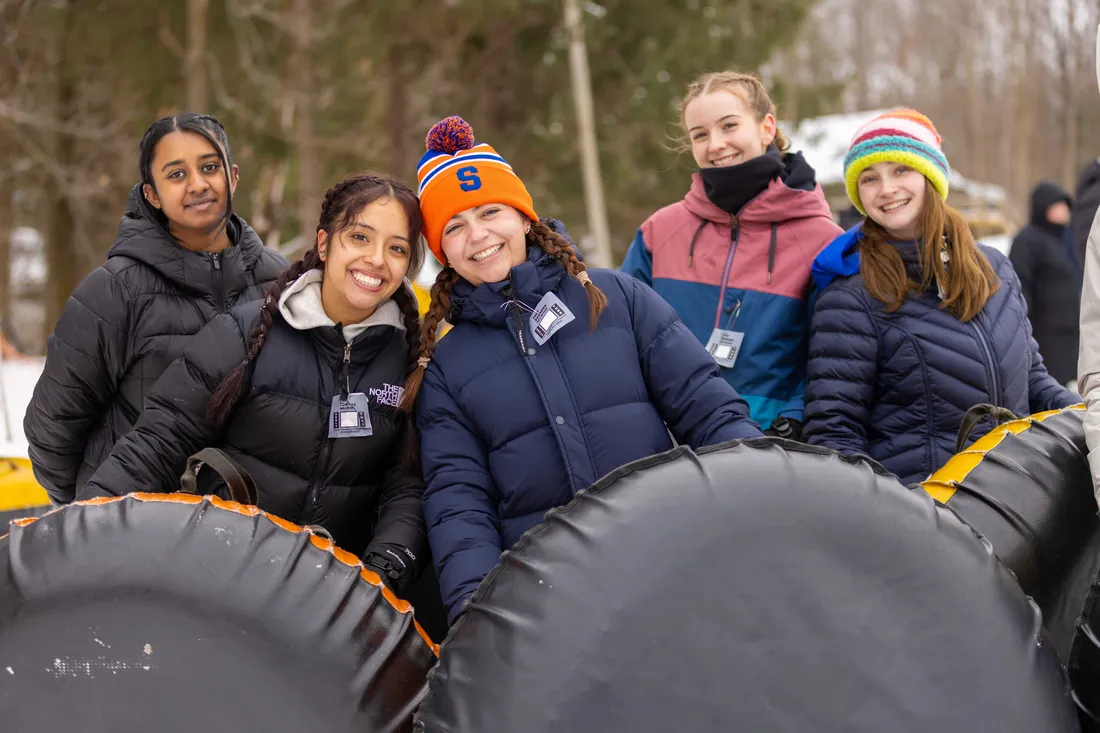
[678,71,789,153]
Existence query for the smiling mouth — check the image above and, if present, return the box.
[351,271,383,289]
[881,199,911,213]
[471,243,504,262]
[710,154,739,167]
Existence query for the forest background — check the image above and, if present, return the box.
[1,0,1098,349]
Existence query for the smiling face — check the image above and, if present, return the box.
[440,203,529,286]
[318,197,413,325]
[143,130,238,244]
[684,90,776,169]
[857,162,928,240]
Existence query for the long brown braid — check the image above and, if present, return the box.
[527,220,607,327]
[206,171,425,427]
[398,218,606,421]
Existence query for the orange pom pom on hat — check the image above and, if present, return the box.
[416,116,538,265]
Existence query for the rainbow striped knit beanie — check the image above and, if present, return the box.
[843,109,950,215]
[416,116,538,265]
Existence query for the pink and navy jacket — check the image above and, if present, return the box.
[622,154,842,429]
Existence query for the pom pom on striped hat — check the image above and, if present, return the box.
[843,109,950,215]
[416,115,537,264]
[425,116,476,155]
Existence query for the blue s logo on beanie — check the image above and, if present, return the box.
[457,166,482,192]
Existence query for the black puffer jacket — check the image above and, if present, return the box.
[78,277,427,576]
[1009,181,1079,385]
[24,184,287,504]
[1073,159,1100,267]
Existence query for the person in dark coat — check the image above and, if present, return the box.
[400,116,763,625]
[1009,181,1079,385]
[804,109,1077,485]
[1073,158,1100,268]
[78,172,433,604]
[24,114,287,504]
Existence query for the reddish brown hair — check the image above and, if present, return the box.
[859,179,999,321]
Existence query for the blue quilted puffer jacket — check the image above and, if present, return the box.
[417,235,762,623]
[804,226,1079,485]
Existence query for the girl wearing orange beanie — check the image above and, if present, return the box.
[401,116,763,624]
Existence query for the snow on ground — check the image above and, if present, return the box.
[0,357,44,459]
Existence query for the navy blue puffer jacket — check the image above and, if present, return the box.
[804,227,1078,485]
[417,238,762,622]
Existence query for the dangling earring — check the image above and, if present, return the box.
[936,234,950,300]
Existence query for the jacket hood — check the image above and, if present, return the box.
[683,151,833,225]
[811,225,864,292]
[449,219,574,328]
[1028,181,1072,227]
[107,183,267,299]
[1077,158,1100,197]
[278,269,406,342]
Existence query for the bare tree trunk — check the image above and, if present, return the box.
[293,0,318,241]
[45,7,76,337]
[386,43,409,178]
[185,0,209,111]
[563,0,612,267]
[962,4,986,183]
[1059,0,1079,191]
[0,176,10,339]
[850,0,870,110]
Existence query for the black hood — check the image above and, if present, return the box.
[108,183,265,300]
[1028,181,1072,229]
[1076,159,1100,198]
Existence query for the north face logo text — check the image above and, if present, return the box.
[369,384,404,407]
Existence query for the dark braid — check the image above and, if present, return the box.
[527,220,607,329]
[205,171,425,428]
[206,250,322,425]
[398,265,459,470]
[398,265,459,415]
[391,281,425,471]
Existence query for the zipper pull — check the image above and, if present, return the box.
[510,302,529,354]
[211,253,221,270]
[341,342,351,398]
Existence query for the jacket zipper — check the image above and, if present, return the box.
[907,332,938,473]
[712,215,741,330]
[967,320,1001,404]
[212,252,226,314]
[502,283,529,355]
[302,341,349,523]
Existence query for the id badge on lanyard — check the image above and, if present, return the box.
[530,291,576,346]
[707,296,744,369]
[705,329,745,369]
[329,393,373,438]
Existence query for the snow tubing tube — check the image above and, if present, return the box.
[0,493,438,732]
[415,439,1079,732]
[1069,550,1100,731]
[920,406,1096,650]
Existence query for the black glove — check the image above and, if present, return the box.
[764,418,803,442]
[363,548,414,595]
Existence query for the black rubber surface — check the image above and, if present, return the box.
[0,495,436,733]
[417,439,1079,733]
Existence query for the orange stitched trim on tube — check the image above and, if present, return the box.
[1,492,440,655]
